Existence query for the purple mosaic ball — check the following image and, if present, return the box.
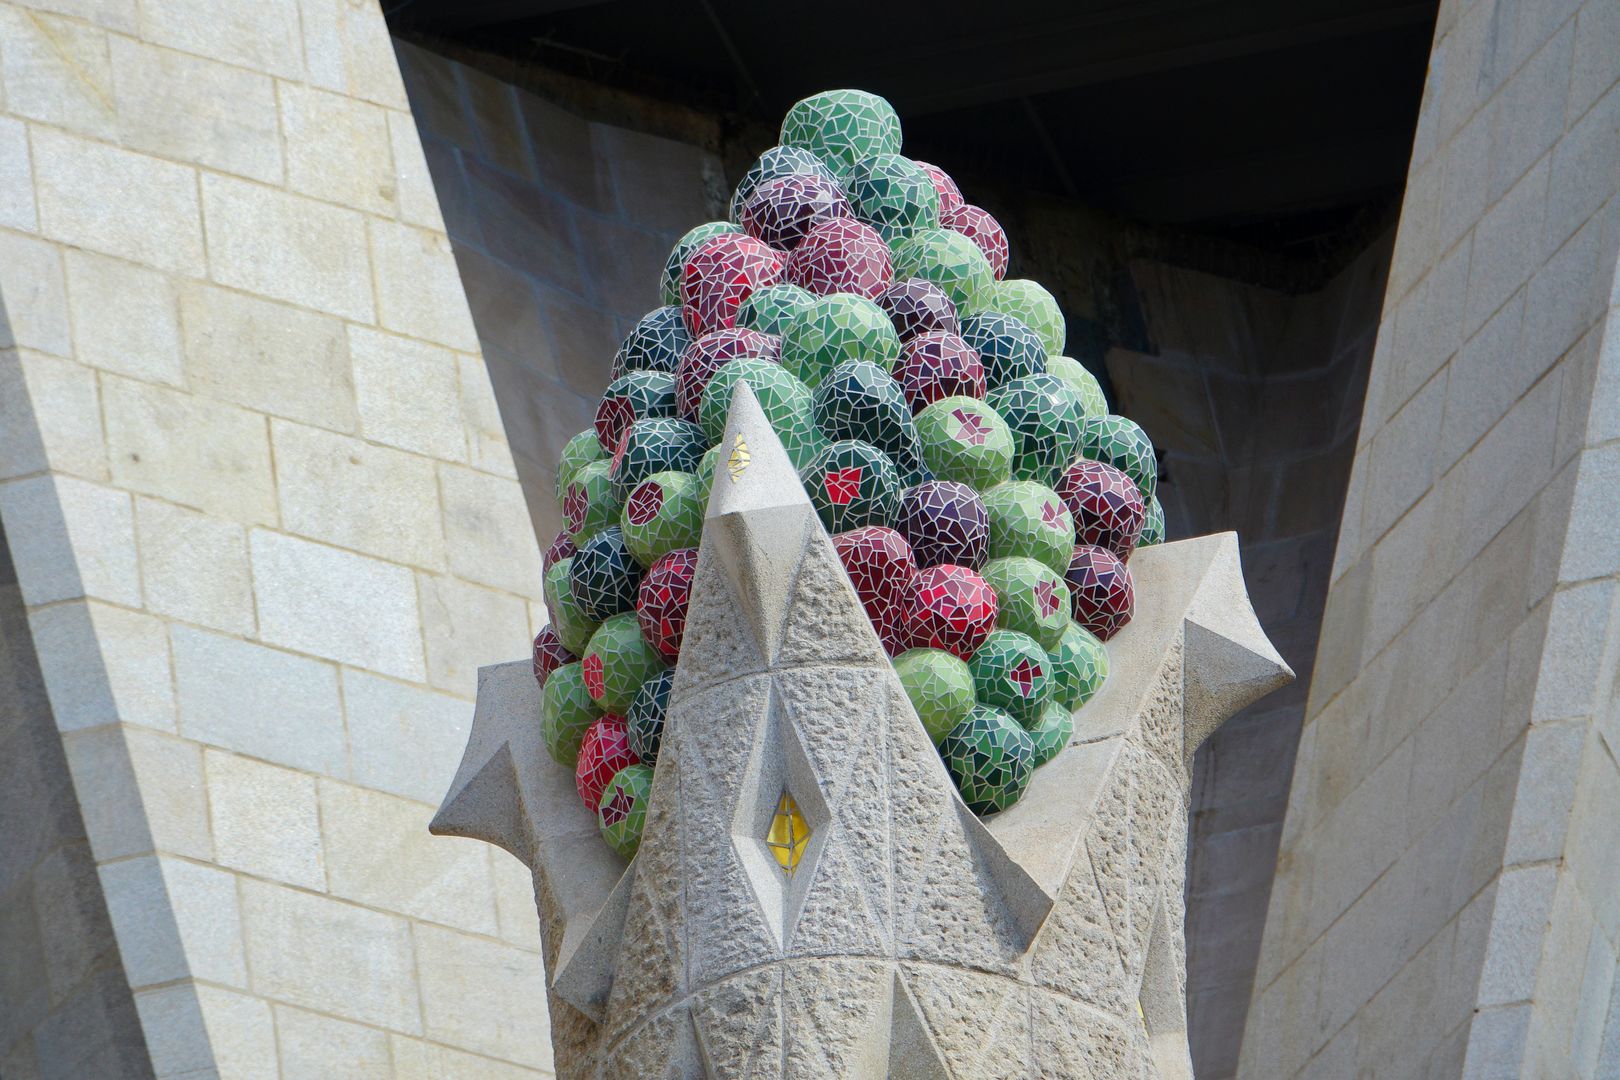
[740,173,851,252]
[899,480,990,570]
[877,279,962,342]
[897,331,986,414]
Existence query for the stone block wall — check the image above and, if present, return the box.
[0,2,554,1075]
[1244,0,1620,1074]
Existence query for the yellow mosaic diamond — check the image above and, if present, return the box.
[765,791,809,872]
[726,434,751,483]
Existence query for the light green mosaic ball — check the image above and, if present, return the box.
[698,356,823,469]
[620,471,704,569]
[1078,414,1158,499]
[894,647,977,745]
[981,555,1071,652]
[891,227,995,317]
[1026,701,1073,767]
[544,556,600,656]
[1048,620,1109,712]
[1139,494,1166,547]
[844,152,939,243]
[968,628,1052,727]
[990,279,1066,358]
[597,763,653,858]
[556,429,605,502]
[986,373,1083,486]
[780,293,902,388]
[939,704,1036,816]
[541,660,601,768]
[914,396,1014,491]
[982,480,1075,576]
[737,283,816,336]
[561,459,620,547]
[581,613,666,713]
[780,89,902,175]
[661,221,744,306]
[1046,356,1108,417]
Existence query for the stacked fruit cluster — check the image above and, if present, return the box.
[532,90,1162,859]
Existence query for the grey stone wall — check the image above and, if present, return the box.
[1244,0,1620,1074]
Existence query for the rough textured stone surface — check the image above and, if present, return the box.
[437,390,1291,1076]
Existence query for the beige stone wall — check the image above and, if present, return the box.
[0,1,552,1076]
[1244,0,1620,1074]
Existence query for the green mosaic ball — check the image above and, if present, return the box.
[989,279,1066,358]
[961,311,1047,391]
[1046,356,1108,417]
[1139,494,1166,547]
[890,227,995,317]
[698,356,823,469]
[621,471,704,569]
[780,293,902,388]
[627,667,672,766]
[939,704,1036,816]
[914,396,1014,491]
[1026,701,1073,767]
[610,418,707,501]
[581,613,667,713]
[598,370,678,449]
[982,480,1075,576]
[541,660,602,768]
[1078,414,1158,499]
[737,283,816,336]
[544,556,600,656]
[804,439,901,533]
[780,89,903,175]
[597,762,653,858]
[844,153,939,243]
[893,647,977,745]
[614,305,693,377]
[1048,620,1109,712]
[986,373,1084,486]
[981,556,1071,652]
[812,359,926,484]
[697,444,719,491]
[662,222,744,306]
[561,459,620,546]
[968,628,1052,727]
[556,429,605,503]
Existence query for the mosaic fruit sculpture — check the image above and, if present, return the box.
[538,89,1163,858]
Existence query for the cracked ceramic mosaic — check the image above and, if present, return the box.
[627,668,672,766]
[698,357,822,469]
[1140,494,1167,547]
[968,628,1052,726]
[556,429,605,502]
[541,660,601,769]
[542,528,575,576]
[898,479,989,570]
[987,373,1083,485]
[728,144,836,223]
[544,556,598,656]
[1048,620,1108,711]
[562,460,620,546]
[913,160,964,215]
[780,293,900,389]
[621,471,704,568]
[941,201,1010,280]
[780,89,902,174]
[845,152,940,242]
[891,226,995,316]
[805,439,901,534]
[740,172,851,251]
[680,232,783,336]
[675,327,780,420]
[939,703,1035,815]
[660,223,742,307]
[1047,355,1108,417]
[982,555,1071,651]
[570,527,642,623]
[784,217,893,298]
[596,371,677,453]
[1056,459,1145,560]
[597,762,652,858]
[581,613,665,713]
[575,713,639,812]
[896,331,985,414]
[893,647,975,744]
[877,279,961,342]
[531,624,575,690]
[983,479,1075,576]
[636,547,696,664]
[833,525,917,655]
[961,310,1047,391]
[609,417,706,500]
[812,360,925,483]
[1077,413,1158,499]
[735,283,815,336]
[614,304,693,378]
[907,563,997,659]
[914,396,1014,490]
[1065,543,1135,640]
[988,279,1066,357]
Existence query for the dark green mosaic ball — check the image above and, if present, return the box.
[1138,494,1166,547]
[697,444,719,491]
[561,459,620,547]
[780,89,902,175]
[812,359,926,482]
[914,396,1014,491]
[890,227,995,317]
[661,224,743,306]
[580,612,666,713]
[627,668,673,766]
[988,279,1065,358]
[621,471,705,569]
[893,647,977,745]
[939,704,1036,816]
[982,480,1075,576]
[1026,701,1074,767]
[981,556,1071,652]
[986,373,1084,486]
[1046,356,1108,418]
[544,556,600,656]
[541,660,601,768]
[597,762,653,858]
[804,439,901,533]
[961,311,1047,391]
[780,293,902,388]
[597,370,678,452]
[556,429,606,503]
[569,526,642,622]
[968,628,1052,727]
[1048,620,1109,712]
[737,283,816,336]
[698,356,823,469]
[844,153,940,243]
[1078,414,1158,499]
[609,417,707,501]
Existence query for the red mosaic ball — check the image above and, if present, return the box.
[906,564,998,660]
[913,161,965,216]
[877,280,961,342]
[1054,460,1145,561]
[740,173,851,252]
[896,331,986,413]
[675,328,780,420]
[681,233,784,336]
[636,547,698,663]
[898,480,989,570]
[1065,544,1134,641]
[543,528,577,575]
[576,713,639,812]
[785,217,893,299]
[532,624,577,689]
[833,525,918,655]
[942,203,1009,281]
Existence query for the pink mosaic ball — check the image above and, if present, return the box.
[543,528,576,575]
[740,173,851,252]
[1065,544,1134,641]
[906,564,998,660]
[1054,460,1145,561]
[833,525,918,655]
[681,233,784,336]
[913,160,965,216]
[576,713,639,812]
[896,331,986,414]
[532,625,576,690]
[636,546,697,663]
[675,327,780,420]
[877,279,961,342]
[785,217,893,299]
[942,203,1009,280]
